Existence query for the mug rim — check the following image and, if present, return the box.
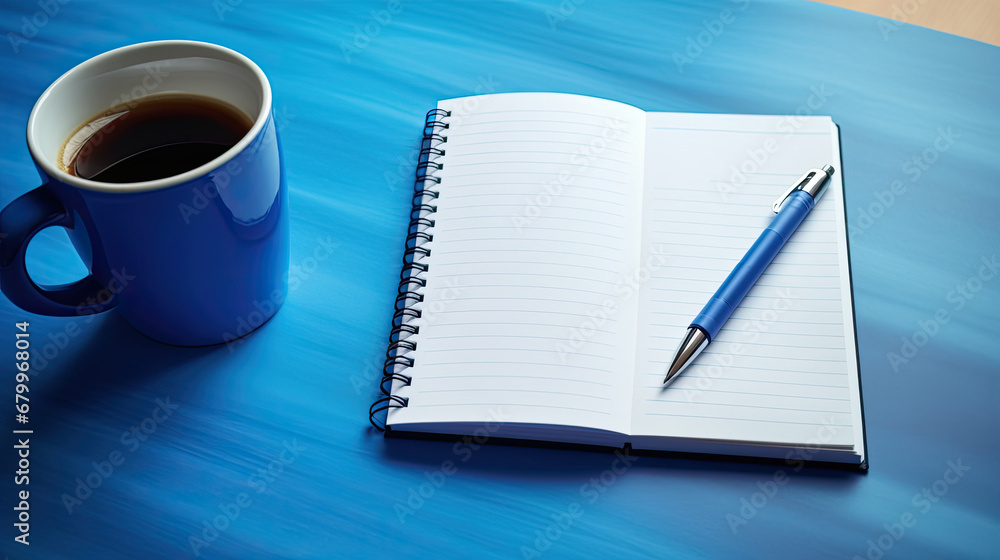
[26,40,272,194]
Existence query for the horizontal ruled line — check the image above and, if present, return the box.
[646,398,846,415]
[642,412,850,426]
[448,139,630,154]
[460,118,627,129]
[418,361,612,374]
[649,298,840,310]
[424,333,615,347]
[649,285,840,292]
[439,204,624,222]
[658,375,847,389]
[436,226,623,240]
[444,214,625,229]
[442,203,625,218]
[433,260,619,275]
[653,190,774,197]
[711,331,845,339]
[413,402,612,415]
[643,264,840,278]
[651,207,836,219]
[448,295,617,307]
[708,180,789,187]
[452,129,629,140]
[433,236,621,251]
[450,283,616,298]
[647,314,842,325]
[650,241,836,250]
[654,253,838,265]
[699,351,845,363]
[436,272,617,286]
[646,362,848,376]
[650,231,835,242]
[441,192,626,207]
[431,309,620,322]
[420,388,612,400]
[444,181,627,196]
[652,205,836,215]
[648,126,829,136]
[427,320,615,334]
[447,150,629,164]
[646,340,845,351]
[448,169,626,181]
[652,218,836,227]
[435,248,623,264]
[649,284,841,301]
[451,108,630,119]
[446,160,630,175]
[648,277,836,287]
[420,374,613,387]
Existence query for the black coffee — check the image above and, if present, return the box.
[61,93,253,183]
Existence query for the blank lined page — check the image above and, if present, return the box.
[631,113,863,449]
[388,93,646,435]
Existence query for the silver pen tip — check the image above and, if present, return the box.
[663,327,710,385]
[822,164,835,176]
[663,360,685,385]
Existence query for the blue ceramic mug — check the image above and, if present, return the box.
[0,40,288,346]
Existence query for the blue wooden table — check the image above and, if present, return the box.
[1,1,998,558]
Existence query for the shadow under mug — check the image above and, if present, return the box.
[0,40,289,346]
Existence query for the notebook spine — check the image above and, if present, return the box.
[369,108,451,430]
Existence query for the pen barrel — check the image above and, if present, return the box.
[693,190,814,340]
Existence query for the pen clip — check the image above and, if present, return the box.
[771,165,835,213]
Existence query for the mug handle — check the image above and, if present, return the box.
[0,185,115,316]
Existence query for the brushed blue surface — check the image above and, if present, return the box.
[1,1,998,559]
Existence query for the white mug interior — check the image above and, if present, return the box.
[27,40,271,193]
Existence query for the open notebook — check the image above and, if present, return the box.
[372,93,867,470]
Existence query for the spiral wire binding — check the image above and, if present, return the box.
[369,108,450,430]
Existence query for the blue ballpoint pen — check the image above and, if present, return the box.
[663,164,836,385]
